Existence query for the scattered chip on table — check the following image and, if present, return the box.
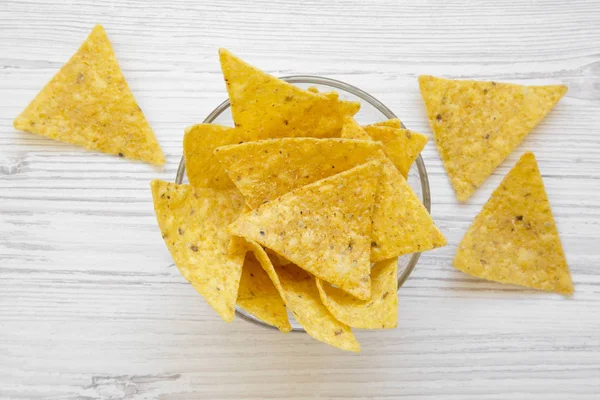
[317,257,398,329]
[419,75,567,202]
[219,48,359,139]
[453,152,573,294]
[13,25,165,165]
[229,161,382,300]
[237,255,292,332]
[245,240,360,352]
[184,123,251,189]
[150,180,245,322]
[363,125,428,178]
[214,137,383,209]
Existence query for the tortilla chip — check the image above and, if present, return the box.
[229,161,382,300]
[370,159,446,261]
[317,257,398,329]
[341,116,371,140]
[366,118,403,129]
[419,75,567,202]
[237,255,292,332]
[322,121,444,260]
[13,25,164,165]
[339,98,361,119]
[245,240,360,352]
[214,138,383,209]
[184,123,251,189]
[219,49,359,139]
[150,180,245,322]
[363,125,428,178]
[306,87,361,117]
[454,152,573,294]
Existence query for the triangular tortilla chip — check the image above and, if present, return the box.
[245,240,360,352]
[370,159,446,261]
[317,258,398,329]
[184,123,251,189]
[150,180,245,321]
[237,255,291,332]
[419,75,567,201]
[341,116,371,140]
[333,122,445,260]
[454,152,573,294]
[229,161,382,300]
[365,118,403,129]
[363,125,428,178]
[219,49,359,139]
[214,138,383,209]
[13,25,164,165]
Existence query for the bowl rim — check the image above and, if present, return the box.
[175,75,431,332]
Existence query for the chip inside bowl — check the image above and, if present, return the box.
[214,137,384,209]
[244,239,360,352]
[317,257,398,329]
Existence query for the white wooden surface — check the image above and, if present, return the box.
[1,0,600,399]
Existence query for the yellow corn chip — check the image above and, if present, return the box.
[229,161,382,300]
[227,234,248,258]
[184,123,251,189]
[150,180,245,322]
[237,255,291,332]
[219,49,359,139]
[370,159,446,261]
[324,120,444,260]
[365,118,403,129]
[339,98,361,118]
[245,240,360,352]
[13,25,165,165]
[419,75,567,201]
[306,87,361,117]
[317,257,398,329]
[341,116,371,140]
[363,125,428,178]
[454,152,573,294]
[214,138,383,209]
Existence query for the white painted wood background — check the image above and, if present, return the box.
[1,0,599,398]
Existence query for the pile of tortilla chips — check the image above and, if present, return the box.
[151,49,446,352]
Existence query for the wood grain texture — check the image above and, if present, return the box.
[1,0,600,398]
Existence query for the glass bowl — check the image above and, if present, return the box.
[176,75,431,332]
